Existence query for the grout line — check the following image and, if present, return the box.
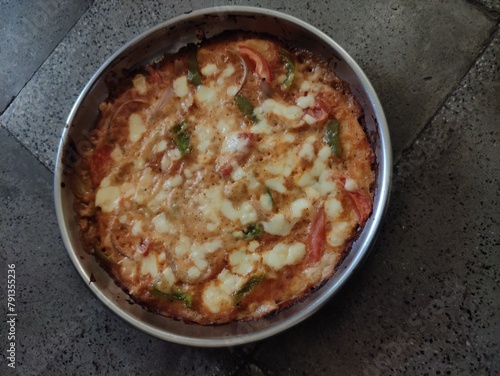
[0,0,96,118]
[393,22,499,172]
[0,123,54,175]
[466,0,500,20]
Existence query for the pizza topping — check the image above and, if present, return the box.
[347,191,372,225]
[95,186,120,213]
[140,253,159,276]
[151,282,193,308]
[260,98,303,122]
[279,50,295,89]
[234,274,266,303]
[173,76,189,97]
[187,48,202,86]
[128,113,146,143]
[263,242,306,270]
[201,63,218,76]
[229,248,261,276]
[324,119,342,158]
[242,223,264,240]
[324,198,343,220]
[235,95,258,123]
[237,45,271,82]
[169,121,191,156]
[306,206,326,263]
[221,200,258,225]
[262,214,296,236]
[132,74,147,95]
[296,94,316,109]
[290,198,312,219]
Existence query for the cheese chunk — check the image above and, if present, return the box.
[173,76,189,97]
[95,186,120,213]
[262,214,295,236]
[263,242,306,270]
[128,113,146,143]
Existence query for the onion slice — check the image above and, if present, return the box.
[233,50,248,96]
[105,99,148,139]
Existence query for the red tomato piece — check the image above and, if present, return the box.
[306,206,326,264]
[238,45,272,82]
[347,191,372,225]
[89,143,113,187]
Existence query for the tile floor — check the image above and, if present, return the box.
[0,1,498,375]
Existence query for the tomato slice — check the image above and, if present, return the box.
[237,45,271,82]
[306,206,326,264]
[347,191,372,225]
[89,143,113,187]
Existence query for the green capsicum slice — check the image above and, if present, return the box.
[151,282,193,308]
[235,95,258,123]
[169,121,190,156]
[279,50,295,89]
[325,119,341,158]
[234,274,266,304]
[187,48,202,86]
[243,223,264,240]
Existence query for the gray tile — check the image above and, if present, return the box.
[0,0,496,170]
[468,0,500,14]
[0,126,250,375]
[0,0,93,113]
[247,30,499,376]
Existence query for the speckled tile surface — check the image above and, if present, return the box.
[0,0,499,375]
[0,0,93,113]
[0,0,496,170]
[244,29,500,376]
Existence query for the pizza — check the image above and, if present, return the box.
[70,32,375,324]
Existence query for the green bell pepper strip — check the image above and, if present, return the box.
[234,275,266,304]
[279,50,295,89]
[235,95,258,123]
[243,223,264,240]
[325,119,341,158]
[151,283,193,308]
[187,49,202,86]
[169,121,190,156]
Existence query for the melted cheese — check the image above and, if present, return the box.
[262,214,295,236]
[128,113,146,143]
[152,213,175,234]
[173,76,188,97]
[132,74,147,95]
[202,270,244,313]
[229,248,260,276]
[296,94,315,109]
[196,85,216,102]
[265,177,287,193]
[290,198,311,219]
[325,198,343,219]
[260,99,303,121]
[201,63,218,76]
[95,186,120,212]
[328,221,351,247]
[263,242,306,270]
[140,253,158,276]
[221,200,258,225]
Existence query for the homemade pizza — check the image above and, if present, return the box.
[70,32,375,324]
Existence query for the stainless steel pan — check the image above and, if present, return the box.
[54,6,392,347]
